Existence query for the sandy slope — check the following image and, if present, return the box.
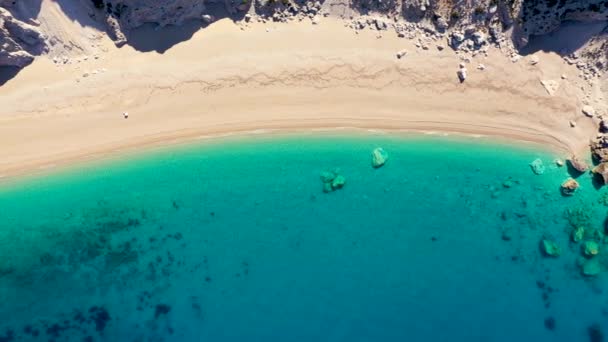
[0,18,598,178]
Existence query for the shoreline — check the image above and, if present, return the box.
[0,19,597,180]
[0,124,565,184]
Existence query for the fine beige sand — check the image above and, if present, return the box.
[0,17,598,179]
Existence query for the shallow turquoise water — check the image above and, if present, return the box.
[1,133,608,341]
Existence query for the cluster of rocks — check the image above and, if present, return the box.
[0,4,46,67]
[320,169,346,192]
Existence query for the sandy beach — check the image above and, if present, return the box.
[0,17,599,178]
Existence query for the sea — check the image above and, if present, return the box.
[0,132,607,342]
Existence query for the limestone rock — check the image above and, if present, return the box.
[0,7,45,67]
[572,226,585,243]
[396,49,407,59]
[529,158,545,175]
[320,170,346,193]
[540,80,559,96]
[591,135,608,162]
[540,238,561,257]
[569,156,589,173]
[561,178,579,196]
[371,147,388,168]
[582,105,596,117]
[457,67,467,83]
[592,163,608,184]
[583,240,600,257]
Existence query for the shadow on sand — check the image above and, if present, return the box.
[520,21,608,56]
[0,66,22,87]
[126,19,207,53]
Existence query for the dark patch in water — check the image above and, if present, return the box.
[154,304,171,319]
[88,306,111,333]
[544,317,556,331]
[589,324,604,342]
[0,329,14,342]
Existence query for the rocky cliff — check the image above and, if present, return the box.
[1,0,607,73]
[0,2,46,67]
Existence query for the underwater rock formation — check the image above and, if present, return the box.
[540,238,561,257]
[560,178,579,196]
[371,147,389,168]
[320,169,346,192]
[572,226,585,243]
[529,158,545,175]
[583,240,600,257]
[580,257,601,276]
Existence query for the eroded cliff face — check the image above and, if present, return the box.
[0,0,607,73]
[0,3,45,67]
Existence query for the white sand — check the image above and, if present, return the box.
[0,18,598,178]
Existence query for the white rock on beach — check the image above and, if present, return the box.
[457,67,467,82]
[396,49,407,59]
[540,80,560,96]
[582,105,596,117]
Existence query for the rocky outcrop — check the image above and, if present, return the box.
[0,6,45,67]
[592,162,608,184]
[371,147,388,168]
[561,178,579,196]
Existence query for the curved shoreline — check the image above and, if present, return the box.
[0,120,568,182]
[0,19,595,180]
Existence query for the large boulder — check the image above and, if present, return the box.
[569,156,589,173]
[561,178,579,196]
[371,147,389,168]
[592,163,608,184]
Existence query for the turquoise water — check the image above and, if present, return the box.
[1,133,608,341]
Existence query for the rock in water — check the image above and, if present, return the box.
[592,163,608,185]
[529,159,545,175]
[320,170,346,192]
[561,178,579,196]
[540,239,561,257]
[572,226,585,243]
[331,175,346,190]
[581,258,601,277]
[569,156,589,173]
[583,240,600,257]
[371,148,389,168]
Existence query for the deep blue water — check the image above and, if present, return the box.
[0,133,607,342]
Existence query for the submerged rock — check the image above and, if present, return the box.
[561,178,579,196]
[371,148,389,168]
[572,226,585,243]
[583,240,600,257]
[581,258,601,277]
[320,170,346,193]
[592,163,608,185]
[530,159,545,175]
[540,238,561,257]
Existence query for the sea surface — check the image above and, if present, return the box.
[1,133,608,342]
